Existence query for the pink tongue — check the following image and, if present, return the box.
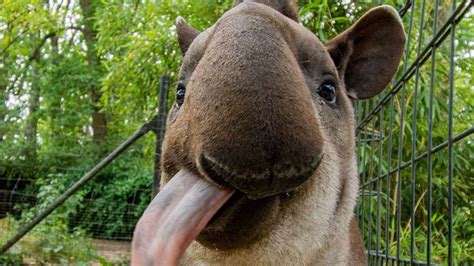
[131,169,234,266]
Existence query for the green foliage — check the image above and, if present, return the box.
[69,150,153,239]
[0,176,99,264]
[97,0,233,120]
[355,1,473,264]
[1,215,99,264]
[0,0,472,264]
[0,251,23,265]
[299,0,407,41]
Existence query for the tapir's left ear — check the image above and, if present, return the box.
[176,16,200,55]
[325,5,406,99]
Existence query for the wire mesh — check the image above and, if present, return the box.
[0,123,155,255]
[356,0,473,265]
[0,77,169,261]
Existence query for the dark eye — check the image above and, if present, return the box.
[318,82,336,104]
[176,84,186,106]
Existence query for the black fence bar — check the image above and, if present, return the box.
[408,0,426,263]
[410,0,426,264]
[367,118,376,254]
[396,0,416,261]
[446,1,457,265]
[384,94,395,263]
[0,119,155,254]
[398,0,413,18]
[426,0,441,260]
[152,76,170,198]
[360,109,369,241]
[375,105,384,263]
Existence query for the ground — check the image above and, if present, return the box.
[93,239,130,264]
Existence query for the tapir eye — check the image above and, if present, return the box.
[318,82,336,104]
[176,84,186,106]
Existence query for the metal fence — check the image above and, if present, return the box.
[0,76,170,258]
[355,0,473,265]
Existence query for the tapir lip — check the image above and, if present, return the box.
[197,153,235,190]
[197,152,324,200]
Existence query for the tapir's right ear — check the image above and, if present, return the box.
[325,5,406,99]
[176,16,200,55]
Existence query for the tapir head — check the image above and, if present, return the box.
[132,1,405,264]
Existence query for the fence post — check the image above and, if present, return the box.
[152,76,170,198]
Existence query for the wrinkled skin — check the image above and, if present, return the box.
[132,1,406,265]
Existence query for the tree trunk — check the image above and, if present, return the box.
[0,56,7,143]
[80,0,107,144]
[48,33,61,139]
[24,34,41,161]
[0,22,11,143]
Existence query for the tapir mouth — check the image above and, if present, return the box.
[206,190,245,226]
[131,163,312,265]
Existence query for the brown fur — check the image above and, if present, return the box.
[161,1,405,265]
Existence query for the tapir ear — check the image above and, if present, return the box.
[325,5,406,99]
[233,0,299,21]
[176,16,200,55]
